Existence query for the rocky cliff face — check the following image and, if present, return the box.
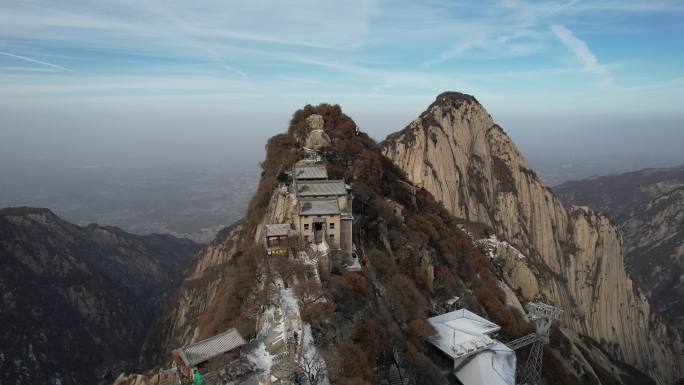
[132,100,678,385]
[381,92,683,384]
[0,207,200,385]
[555,166,684,332]
[138,220,246,368]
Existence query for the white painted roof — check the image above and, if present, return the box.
[427,309,500,360]
[455,341,516,385]
[181,328,246,367]
[445,318,498,336]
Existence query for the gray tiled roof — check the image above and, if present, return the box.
[181,328,246,367]
[299,198,340,215]
[265,224,291,237]
[294,165,328,180]
[296,180,347,197]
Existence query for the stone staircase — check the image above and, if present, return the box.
[270,336,300,384]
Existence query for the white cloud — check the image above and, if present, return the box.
[550,24,606,76]
[0,50,75,72]
[0,0,681,113]
[0,66,59,73]
[566,0,684,13]
[0,1,378,50]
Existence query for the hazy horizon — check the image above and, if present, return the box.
[2,0,684,236]
[2,99,682,183]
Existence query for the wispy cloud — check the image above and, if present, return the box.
[566,0,684,13]
[0,0,682,115]
[0,50,75,72]
[550,24,609,79]
[0,66,59,73]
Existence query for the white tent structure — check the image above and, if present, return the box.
[455,341,516,385]
[427,309,515,385]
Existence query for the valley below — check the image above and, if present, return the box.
[0,163,259,243]
[555,166,684,332]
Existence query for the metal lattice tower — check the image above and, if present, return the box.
[527,302,563,342]
[520,342,544,385]
[506,302,562,385]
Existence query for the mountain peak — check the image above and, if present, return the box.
[382,92,684,383]
[0,207,63,227]
[430,91,480,110]
[0,206,56,217]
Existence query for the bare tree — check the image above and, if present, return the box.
[299,349,327,385]
[276,256,306,288]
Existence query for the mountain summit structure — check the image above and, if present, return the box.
[382,91,683,384]
[120,94,681,385]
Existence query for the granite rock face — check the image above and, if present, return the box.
[140,183,299,368]
[138,220,246,368]
[305,129,332,150]
[381,92,683,384]
[620,186,684,328]
[306,114,325,130]
[555,167,684,332]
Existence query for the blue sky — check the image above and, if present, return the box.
[2,0,683,112]
[1,0,683,180]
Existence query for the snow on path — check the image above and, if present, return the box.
[476,235,526,260]
[280,283,303,351]
[301,323,330,385]
[247,254,332,381]
[247,306,276,372]
[247,341,273,372]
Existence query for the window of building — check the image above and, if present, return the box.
[329,222,335,229]
[304,235,309,241]
[329,234,335,239]
[304,224,309,230]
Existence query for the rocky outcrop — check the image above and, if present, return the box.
[382,92,683,384]
[552,327,658,385]
[302,114,332,150]
[306,114,325,130]
[0,207,199,385]
[555,167,684,331]
[138,220,246,367]
[140,183,300,368]
[305,129,332,150]
[131,99,678,385]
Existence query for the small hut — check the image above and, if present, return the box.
[172,328,246,379]
[265,224,292,256]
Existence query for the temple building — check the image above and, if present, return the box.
[298,197,342,247]
[264,224,292,256]
[293,163,327,181]
[296,180,349,213]
[292,159,353,267]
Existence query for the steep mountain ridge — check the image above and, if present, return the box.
[381,92,683,384]
[0,207,200,385]
[139,220,247,367]
[555,167,684,331]
[132,101,664,385]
